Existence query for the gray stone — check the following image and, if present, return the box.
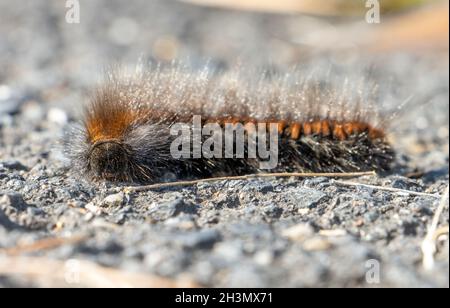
[175,229,221,249]
[0,193,28,212]
[225,265,268,288]
[0,161,28,171]
[285,187,327,209]
[262,204,283,218]
[0,86,21,115]
[149,197,199,221]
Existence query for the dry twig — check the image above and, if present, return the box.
[422,185,449,270]
[332,180,441,198]
[126,171,376,192]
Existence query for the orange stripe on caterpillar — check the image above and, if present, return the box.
[214,117,385,141]
[86,109,137,143]
[321,120,331,137]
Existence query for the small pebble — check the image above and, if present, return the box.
[303,238,332,251]
[47,108,68,125]
[102,192,126,207]
[0,160,28,171]
[281,224,314,242]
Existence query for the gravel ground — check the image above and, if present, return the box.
[0,0,449,288]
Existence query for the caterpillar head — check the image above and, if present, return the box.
[88,140,132,181]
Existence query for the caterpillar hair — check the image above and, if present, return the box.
[64,64,395,183]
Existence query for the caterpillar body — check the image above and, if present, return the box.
[64,65,395,183]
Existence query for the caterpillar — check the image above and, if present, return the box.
[64,64,395,183]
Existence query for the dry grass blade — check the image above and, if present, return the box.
[332,180,441,198]
[422,185,449,270]
[181,0,341,14]
[180,0,432,15]
[126,171,376,192]
[0,256,200,288]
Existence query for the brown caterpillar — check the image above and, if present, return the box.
[64,64,395,183]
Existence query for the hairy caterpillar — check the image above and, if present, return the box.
[64,64,395,183]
